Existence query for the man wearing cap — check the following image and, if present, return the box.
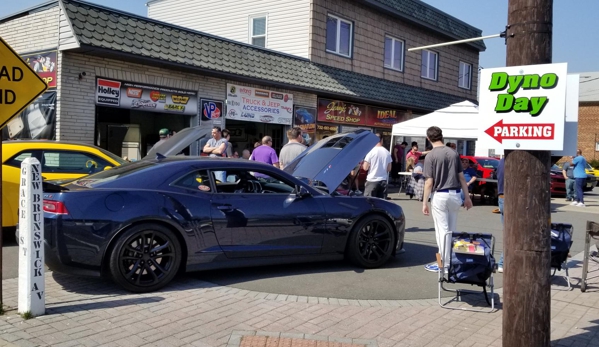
[149,128,170,154]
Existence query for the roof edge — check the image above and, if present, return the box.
[363,0,486,51]
[0,0,59,24]
[58,0,81,49]
[65,0,311,63]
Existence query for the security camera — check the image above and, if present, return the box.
[78,72,87,79]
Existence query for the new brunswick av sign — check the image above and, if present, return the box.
[478,63,567,151]
[0,37,48,129]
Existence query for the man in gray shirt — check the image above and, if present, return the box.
[422,126,472,273]
[561,160,575,202]
[279,127,307,170]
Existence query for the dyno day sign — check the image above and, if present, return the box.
[478,63,568,151]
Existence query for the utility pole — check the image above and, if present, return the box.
[503,0,553,346]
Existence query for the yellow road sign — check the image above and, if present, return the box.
[0,36,48,130]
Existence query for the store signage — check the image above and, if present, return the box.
[226,84,293,125]
[478,63,567,150]
[0,37,48,130]
[22,50,57,88]
[317,124,339,131]
[317,99,366,125]
[293,106,316,133]
[201,99,223,121]
[365,106,405,128]
[3,91,56,140]
[95,78,199,116]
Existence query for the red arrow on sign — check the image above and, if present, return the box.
[484,119,555,144]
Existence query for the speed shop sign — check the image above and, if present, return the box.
[478,63,567,151]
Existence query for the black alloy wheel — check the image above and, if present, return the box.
[109,224,182,293]
[346,215,395,268]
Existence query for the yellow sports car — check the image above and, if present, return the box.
[2,140,126,228]
[587,163,599,186]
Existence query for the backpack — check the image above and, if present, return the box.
[550,223,573,270]
[448,233,495,286]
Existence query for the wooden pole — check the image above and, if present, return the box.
[503,0,553,346]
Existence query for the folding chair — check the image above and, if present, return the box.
[438,232,496,313]
[581,221,599,293]
[550,223,574,291]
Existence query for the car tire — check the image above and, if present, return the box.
[346,215,395,269]
[109,223,182,293]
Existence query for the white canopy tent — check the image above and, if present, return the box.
[391,100,479,140]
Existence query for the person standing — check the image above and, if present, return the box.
[570,149,588,207]
[392,141,408,184]
[422,126,472,273]
[203,126,228,182]
[250,136,280,181]
[496,157,505,273]
[221,129,233,158]
[561,159,575,202]
[279,127,307,169]
[148,128,170,154]
[362,133,392,199]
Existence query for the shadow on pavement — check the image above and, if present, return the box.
[47,295,165,314]
[552,319,599,346]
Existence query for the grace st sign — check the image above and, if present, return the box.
[478,63,567,150]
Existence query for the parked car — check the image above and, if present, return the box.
[2,140,126,229]
[43,129,406,293]
[460,156,499,201]
[549,164,595,196]
[585,163,599,186]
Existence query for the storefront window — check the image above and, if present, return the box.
[315,124,338,141]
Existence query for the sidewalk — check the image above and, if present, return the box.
[0,248,598,347]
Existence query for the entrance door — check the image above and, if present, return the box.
[209,167,326,258]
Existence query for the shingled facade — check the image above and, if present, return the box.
[0,0,483,157]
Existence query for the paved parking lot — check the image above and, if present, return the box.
[0,190,598,346]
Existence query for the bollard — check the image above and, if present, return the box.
[18,157,45,316]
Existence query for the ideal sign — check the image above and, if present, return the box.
[478,63,567,151]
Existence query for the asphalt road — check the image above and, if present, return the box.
[2,189,597,300]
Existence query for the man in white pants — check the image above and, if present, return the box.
[422,126,472,272]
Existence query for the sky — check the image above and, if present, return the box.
[1,0,597,73]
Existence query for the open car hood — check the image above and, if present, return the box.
[144,127,211,159]
[284,130,380,194]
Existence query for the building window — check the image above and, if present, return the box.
[326,14,352,57]
[384,36,404,71]
[250,15,267,47]
[596,142,599,151]
[421,50,438,80]
[459,61,472,89]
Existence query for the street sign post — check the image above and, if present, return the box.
[478,63,568,150]
[0,35,49,308]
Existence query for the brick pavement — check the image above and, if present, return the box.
[0,248,598,347]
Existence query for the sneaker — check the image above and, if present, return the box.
[424,262,440,272]
[577,202,586,207]
[354,189,362,195]
[570,201,579,206]
[497,266,504,273]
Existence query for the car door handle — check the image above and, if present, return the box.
[216,204,234,212]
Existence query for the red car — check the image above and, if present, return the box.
[460,156,500,180]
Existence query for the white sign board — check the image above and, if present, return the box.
[225,84,293,125]
[551,74,579,156]
[18,158,45,316]
[478,63,568,150]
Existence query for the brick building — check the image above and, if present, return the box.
[0,0,484,159]
[578,72,599,163]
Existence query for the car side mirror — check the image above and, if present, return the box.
[296,185,311,198]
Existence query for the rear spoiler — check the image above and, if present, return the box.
[43,181,69,193]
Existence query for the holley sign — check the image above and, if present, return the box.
[478,63,568,151]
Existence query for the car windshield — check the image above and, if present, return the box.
[587,163,594,170]
[477,159,499,169]
[97,147,127,165]
[70,161,154,188]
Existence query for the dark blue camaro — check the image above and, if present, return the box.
[43,129,405,292]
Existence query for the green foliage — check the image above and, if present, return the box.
[589,159,599,169]
[20,311,33,320]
